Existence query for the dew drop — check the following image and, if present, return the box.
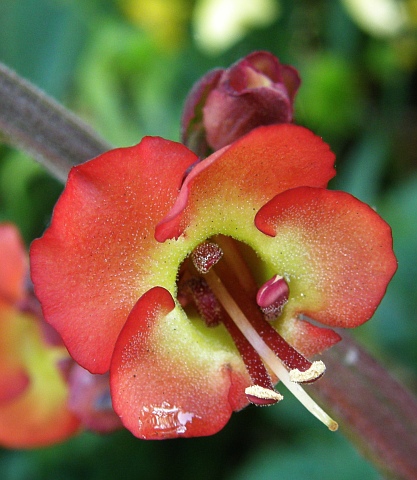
[138,401,199,437]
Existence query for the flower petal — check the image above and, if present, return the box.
[281,316,342,358]
[111,287,249,439]
[0,305,79,448]
[0,223,27,304]
[31,138,198,373]
[181,68,223,156]
[255,187,397,327]
[0,301,30,403]
[156,124,336,242]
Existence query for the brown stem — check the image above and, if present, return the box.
[310,333,417,480]
[0,62,111,182]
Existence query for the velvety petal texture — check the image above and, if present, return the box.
[156,124,336,242]
[31,138,198,373]
[111,287,249,439]
[255,187,397,327]
[30,121,396,439]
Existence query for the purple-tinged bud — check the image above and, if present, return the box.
[67,365,122,433]
[181,51,300,156]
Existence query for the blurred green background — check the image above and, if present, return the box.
[1,0,417,478]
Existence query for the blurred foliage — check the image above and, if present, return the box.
[1,0,417,478]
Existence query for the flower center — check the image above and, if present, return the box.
[177,236,338,431]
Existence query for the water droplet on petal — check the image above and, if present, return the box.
[138,401,199,437]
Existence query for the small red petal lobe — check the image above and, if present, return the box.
[255,187,397,327]
[287,318,342,358]
[0,223,27,304]
[156,124,336,242]
[111,287,248,439]
[31,138,198,373]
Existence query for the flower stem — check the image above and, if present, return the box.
[0,62,111,182]
[310,333,417,480]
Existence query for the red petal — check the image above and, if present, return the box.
[0,223,27,304]
[280,64,301,102]
[243,51,286,83]
[31,138,198,373]
[284,317,342,358]
[0,302,30,403]
[111,287,249,439]
[0,386,79,448]
[0,369,29,404]
[0,304,79,448]
[156,124,336,242]
[181,67,223,155]
[255,187,397,327]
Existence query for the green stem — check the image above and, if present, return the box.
[0,62,111,182]
[310,334,417,480]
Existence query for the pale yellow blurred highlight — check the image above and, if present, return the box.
[341,0,408,37]
[120,0,192,49]
[193,0,280,54]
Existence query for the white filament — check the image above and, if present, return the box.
[205,270,338,431]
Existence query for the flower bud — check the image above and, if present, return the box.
[181,51,300,156]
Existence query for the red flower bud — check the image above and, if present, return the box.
[181,51,300,156]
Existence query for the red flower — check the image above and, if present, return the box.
[181,51,300,156]
[0,223,79,448]
[30,124,396,439]
[0,224,121,448]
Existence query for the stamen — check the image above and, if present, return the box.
[214,235,258,293]
[176,268,194,308]
[261,303,286,322]
[256,275,289,309]
[245,385,283,406]
[256,275,289,321]
[289,361,326,384]
[221,311,283,406]
[213,260,320,380]
[249,320,324,382]
[203,268,338,431]
[187,277,224,327]
[187,246,282,404]
[191,242,223,274]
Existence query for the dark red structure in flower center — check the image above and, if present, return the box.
[181,238,326,406]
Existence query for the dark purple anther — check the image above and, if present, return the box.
[191,242,223,274]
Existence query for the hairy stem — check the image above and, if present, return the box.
[310,334,417,480]
[0,62,111,182]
